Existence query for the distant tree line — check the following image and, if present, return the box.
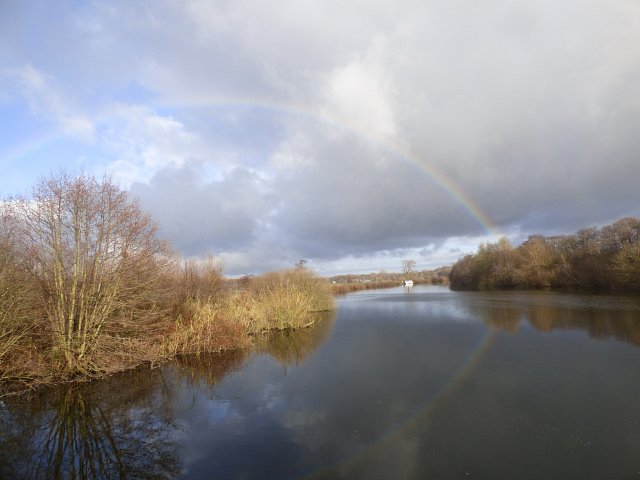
[450,218,640,292]
[330,266,451,285]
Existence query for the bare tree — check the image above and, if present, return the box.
[173,255,224,306]
[402,259,417,276]
[7,172,172,373]
[0,213,37,377]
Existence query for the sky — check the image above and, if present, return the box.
[1,0,639,276]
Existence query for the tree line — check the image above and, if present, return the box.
[329,266,451,285]
[449,218,640,292]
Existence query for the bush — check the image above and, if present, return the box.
[164,268,334,356]
[5,172,173,375]
[0,232,39,379]
[164,297,249,355]
[247,269,334,330]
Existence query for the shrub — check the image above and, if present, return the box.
[6,172,173,374]
[0,232,39,379]
[247,269,334,330]
[164,297,249,355]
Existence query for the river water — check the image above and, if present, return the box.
[2,285,640,479]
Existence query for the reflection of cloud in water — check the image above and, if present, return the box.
[349,289,479,324]
[160,314,338,476]
[280,408,328,431]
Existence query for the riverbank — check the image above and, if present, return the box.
[330,281,401,295]
[0,268,334,397]
[330,278,449,295]
[0,275,429,397]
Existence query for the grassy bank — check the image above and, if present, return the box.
[0,267,334,397]
[164,268,334,356]
[330,277,449,295]
[331,281,401,295]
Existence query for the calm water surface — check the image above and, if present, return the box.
[2,286,640,479]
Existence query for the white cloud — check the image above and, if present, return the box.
[2,64,94,139]
[320,37,397,140]
[96,104,215,186]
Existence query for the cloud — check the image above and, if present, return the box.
[2,0,640,274]
[130,165,273,255]
[1,64,94,139]
[99,104,207,185]
[269,126,483,257]
[320,37,398,140]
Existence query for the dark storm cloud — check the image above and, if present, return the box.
[130,165,273,255]
[270,128,486,259]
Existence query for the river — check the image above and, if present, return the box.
[2,285,640,479]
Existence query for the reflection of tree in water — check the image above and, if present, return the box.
[0,367,182,479]
[0,312,338,478]
[172,348,249,391]
[169,312,336,390]
[478,305,521,333]
[259,311,336,367]
[471,296,640,347]
[526,306,640,346]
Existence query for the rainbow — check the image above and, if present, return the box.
[1,96,499,236]
[307,329,499,478]
[156,95,500,236]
